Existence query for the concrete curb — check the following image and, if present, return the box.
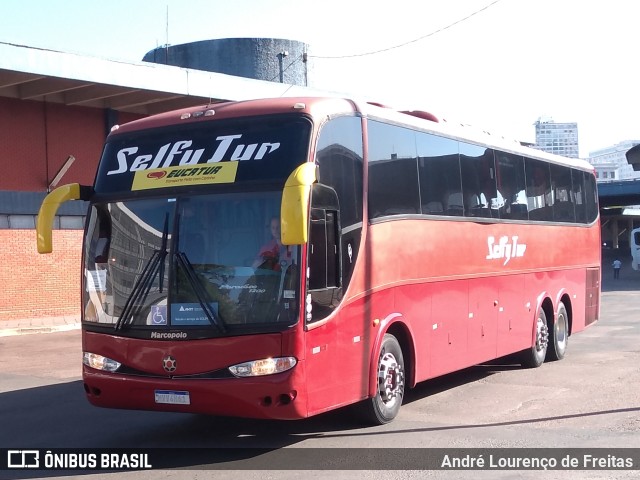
[0,322,81,337]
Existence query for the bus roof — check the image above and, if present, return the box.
[109,96,595,173]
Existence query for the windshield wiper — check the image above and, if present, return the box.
[114,214,170,331]
[114,251,161,330]
[158,214,169,292]
[175,252,226,333]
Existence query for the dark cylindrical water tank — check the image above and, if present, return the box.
[143,38,308,86]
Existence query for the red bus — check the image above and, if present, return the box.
[37,97,601,424]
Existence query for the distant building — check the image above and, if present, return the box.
[533,117,579,158]
[588,140,640,182]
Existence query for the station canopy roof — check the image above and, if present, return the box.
[0,41,329,116]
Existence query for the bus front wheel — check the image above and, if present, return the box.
[361,333,405,425]
[520,308,549,368]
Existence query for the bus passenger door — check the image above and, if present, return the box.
[304,206,339,410]
[467,278,499,365]
[304,200,368,412]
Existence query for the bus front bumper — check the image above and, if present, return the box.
[82,364,307,420]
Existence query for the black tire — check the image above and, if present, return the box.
[361,334,405,425]
[547,302,569,361]
[520,308,549,368]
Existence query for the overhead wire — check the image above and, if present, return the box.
[268,1,503,86]
[308,0,502,59]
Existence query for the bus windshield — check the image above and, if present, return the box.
[83,191,300,338]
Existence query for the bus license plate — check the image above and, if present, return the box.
[154,390,191,405]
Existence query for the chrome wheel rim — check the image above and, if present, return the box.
[378,351,404,407]
[535,315,549,353]
[555,311,568,351]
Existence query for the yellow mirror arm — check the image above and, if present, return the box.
[281,163,317,245]
[36,183,82,254]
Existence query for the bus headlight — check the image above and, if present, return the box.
[228,357,297,377]
[83,352,121,372]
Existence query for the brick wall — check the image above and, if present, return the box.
[0,229,83,320]
[0,97,145,191]
[0,97,145,322]
[0,97,104,190]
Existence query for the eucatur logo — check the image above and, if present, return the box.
[146,170,167,179]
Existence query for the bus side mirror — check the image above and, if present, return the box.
[281,163,317,245]
[37,183,92,253]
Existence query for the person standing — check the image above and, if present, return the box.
[612,258,622,279]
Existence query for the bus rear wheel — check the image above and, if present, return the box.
[520,308,549,368]
[361,333,405,425]
[547,302,568,361]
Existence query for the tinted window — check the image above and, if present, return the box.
[310,117,364,322]
[308,209,339,290]
[584,171,599,223]
[525,158,553,221]
[316,116,364,227]
[495,152,528,220]
[551,163,575,222]
[365,119,595,226]
[368,121,420,218]
[416,133,462,216]
[572,169,587,223]
[459,143,499,219]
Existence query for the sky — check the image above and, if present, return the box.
[1,0,639,157]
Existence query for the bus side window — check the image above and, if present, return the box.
[495,152,528,220]
[308,208,340,290]
[525,158,553,221]
[415,132,462,218]
[307,184,341,322]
